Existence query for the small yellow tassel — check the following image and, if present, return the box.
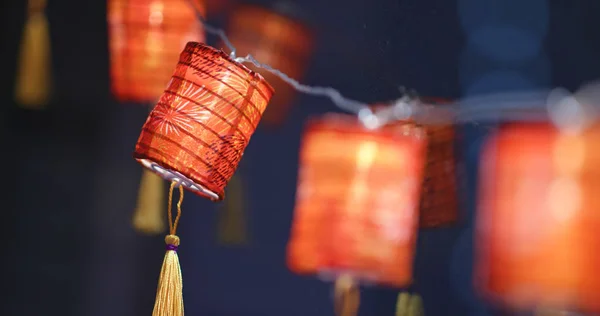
[15,0,52,108]
[153,181,185,316]
[334,275,360,316]
[396,292,410,316]
[217,173,249,245]
[396,292,424,316]
[133,169,166,235]
[407,294,424,316]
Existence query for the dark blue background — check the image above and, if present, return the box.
[3,0,599,315]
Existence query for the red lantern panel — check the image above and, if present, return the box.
[476,123,600,312]
[134,42,274,201]
[418,122,459,227]
[287,114,428,287]
[372,99,460,228]
[225,4,313,127]
[108,0,206,103]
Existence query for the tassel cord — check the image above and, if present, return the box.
[167,181,184,235]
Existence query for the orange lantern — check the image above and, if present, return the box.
[224,2,313,127]
[108,0,206,103]
[372,98,460,228]
[134,41,274,200]
[287,114,428,292]
[132,41,273,315]
[475,122,600,312]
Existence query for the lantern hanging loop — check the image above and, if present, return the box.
[167,181,184,236]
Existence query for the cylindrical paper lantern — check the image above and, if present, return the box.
[287,114,428,288]
[134,42,274,201]
[476,122,600,312]
[108,0,206,103]
[224,2,313,127]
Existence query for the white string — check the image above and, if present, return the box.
[186,1,593,129]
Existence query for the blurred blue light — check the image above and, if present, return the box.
[458,48,552,89]
[467,26,543,63]
[458,0,549,36]
[464,70,539,95]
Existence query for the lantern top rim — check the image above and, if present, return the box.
[185,41,275,95]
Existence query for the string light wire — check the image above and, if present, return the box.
[187,0,593,129]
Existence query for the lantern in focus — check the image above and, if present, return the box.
[132,41,273,315]
[135,41,274,199]
[287,114,427,315]
[475,122,600,313]
[108,0,206,103]
[372,98,460,228]
[224,2,313,128]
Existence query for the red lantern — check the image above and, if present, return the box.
[108,0,206,103]
[287,114,428,288]
[134,42,274,201]
[224,3,313,128]
[475,122,600,312]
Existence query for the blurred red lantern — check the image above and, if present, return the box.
[287,114,428,288]
[224,2,313,128]
[108,0,206,103]
[134,42,274,200]
[476,122,600,312]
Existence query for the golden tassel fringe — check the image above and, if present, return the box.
[153,182,184,316]
[334,275,360,316]
[133,169,166,235]
[217,173,248,245]
[408,294,424,316]
[15,0,52,108]
[396,292,424,316]
[396,292,410,316]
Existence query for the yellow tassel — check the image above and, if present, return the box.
[334,275,360,316]
[396,292,410,316]
[133,169,166,235]
[407,294,424,316]
[153,182,185,316]
[217,173,248,245]
[396,292,425,316]
[15,0,52,109]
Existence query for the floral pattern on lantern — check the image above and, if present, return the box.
[134,42,274,201]
[287,114,428,287]
[475,122,600,313]
[108,0,206,103]
[225,3,313,127]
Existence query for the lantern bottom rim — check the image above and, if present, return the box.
[137,158,220,201]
